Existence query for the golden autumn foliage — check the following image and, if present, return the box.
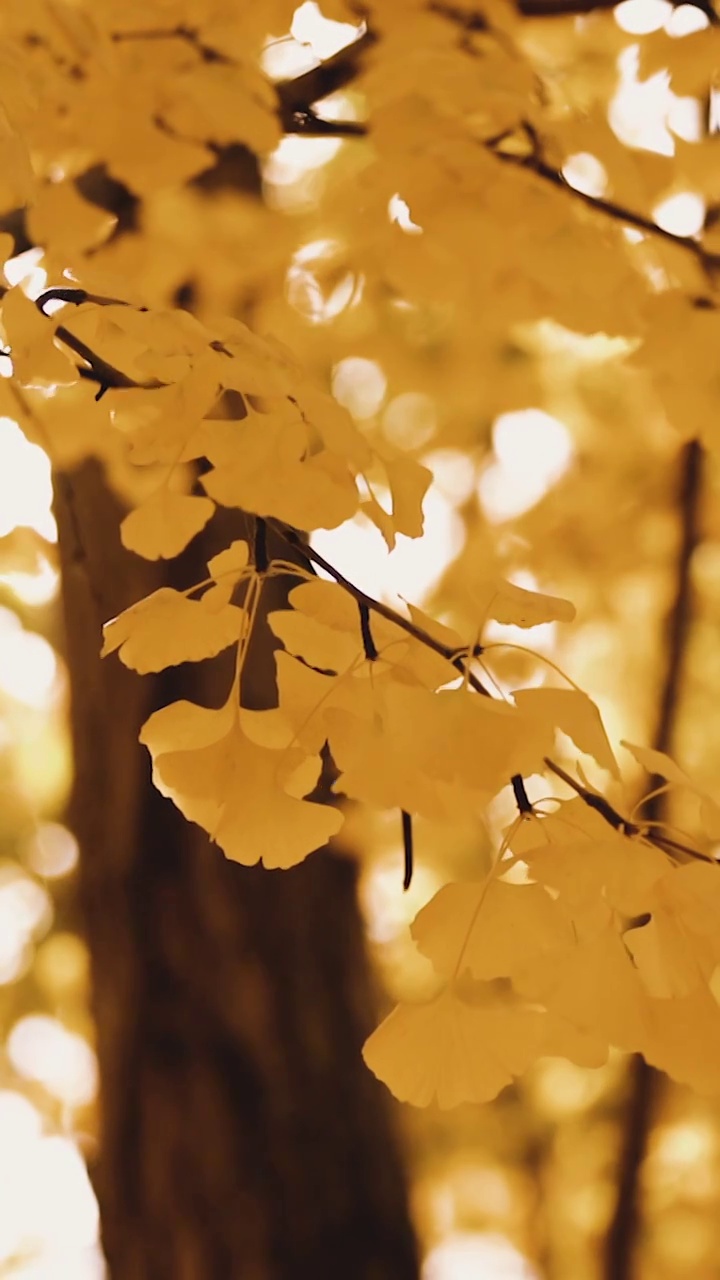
[2,0,720,1123]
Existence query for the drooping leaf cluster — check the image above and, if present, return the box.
[2,0,720,1106]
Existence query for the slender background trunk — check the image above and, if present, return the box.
[55,461,420,1280]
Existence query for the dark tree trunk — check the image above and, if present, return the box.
[55,461,419,1280]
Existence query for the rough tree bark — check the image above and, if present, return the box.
[55,460,420,1280]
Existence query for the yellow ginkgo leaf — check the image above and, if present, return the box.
[102,588,244,673]
[626,862,720,999]
[363,986,552,1108]
[514,687,619,778]
[329,683,552,820]
[643,985,720,1097]
[0,232,15,275]
[141,697,343,868]
[269,608,361,674]
[474,577,576,629]
[411,875,572,981]
[294,383,373,468]
[0,115,35,214]
[384,454,432,539]
[123,364,221,467]
[523,833,668,917]
[27,180,117,254]
[621,740,691,787]
[120,489,215,560]
[201,410,359,530]
[207,539,250,583]
[624,915,702,1001]
[623,740,720,838]
[1,286,78,388]
[514,924,651,1057]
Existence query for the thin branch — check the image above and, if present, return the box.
[401,811,414,891]
[649,440,703,784]
[544,758,637,834]
[268,519,490,693]
[5,296,712,883]
[36,287,135,313]
[544,756,713,862]
[516,0,616,12]
[603,440,705,1280]
[511,773,534,816]
[275,28,374,118]
[253,517,269,574]
[359,601,379,661]
[517,0,718,17]
[492,127,720,277]
[284,109,367,136]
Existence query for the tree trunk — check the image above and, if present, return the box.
[55,461,419,1280]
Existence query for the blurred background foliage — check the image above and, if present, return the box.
[2,0,720,1276]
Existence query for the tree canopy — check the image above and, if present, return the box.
[1,0,720,1113]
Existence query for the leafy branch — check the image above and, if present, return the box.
[7,293,714,881]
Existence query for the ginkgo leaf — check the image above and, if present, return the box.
[0,115,35,213]
[621,741,691,787]
[362,987,547,1108]
[523,833,668,917]
[1,286,78,387]
[270,609,361,674]
[514,687,619,778]
[207,539,250,583]
[514,924,651,1056]
[0,233,14,276]
[474,578,576,629]
[27,179,117,254]
[140,697,343,868]
[384,454,432,539]
[294,383,373,468]
[411,875,572,980]
[121,490,215,560]
[201,410,359,530]
[328,683,552,820]
[626,862,720,999]
[405,602,464,653]
[104,112,213,194]
[123,364,221,466]
[624,916,701,1001]
[623,740,720,837]
[269,580,446,684]
[102,588,244,673]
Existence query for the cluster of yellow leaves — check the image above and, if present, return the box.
[0,287,432,554]
[103,556,609,875]
[2,0,720,1117]
[365,770,720,1107]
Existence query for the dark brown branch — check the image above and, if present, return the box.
[268,519,490,693]
[359,602,379,662]
[284,109,367,136]
[493,129,720,276]
[516,0,615,12]
[275,29,374,118]
[517,0,718,17]
[603,439,705,1280]
[401,811,414,891]
[649,440,703,783]
[511,773,533,816]
[543,756,713,862]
